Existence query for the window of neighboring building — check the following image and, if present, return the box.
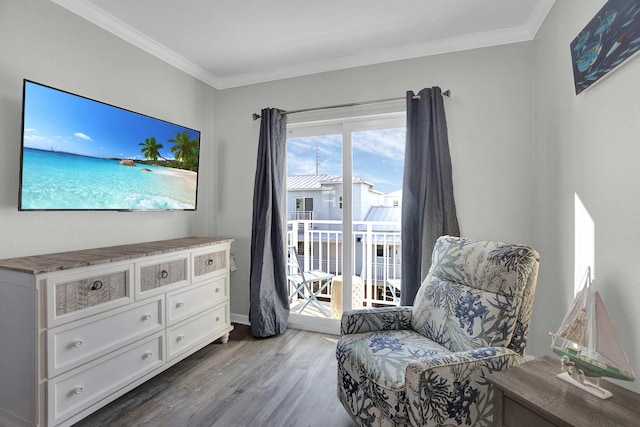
[296,197,313,212]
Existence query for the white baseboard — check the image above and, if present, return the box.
[230,313,250,325]
[0,408,30,427]
[230,312,340,336]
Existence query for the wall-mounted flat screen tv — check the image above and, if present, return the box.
[19,79,200,211]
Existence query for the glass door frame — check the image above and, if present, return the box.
[286,113,406,334]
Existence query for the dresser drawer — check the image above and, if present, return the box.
[49,332,165,426]
[47,263,134,326]
[167,277,228,326]
[48,296,164,377]
[191,246,228,282]
[136,254,189,298]
[167,305,228,360]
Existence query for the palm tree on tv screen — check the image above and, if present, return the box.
[138,136,164,161]
[169,131,199,171]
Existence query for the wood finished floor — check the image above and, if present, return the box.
[73,324,356,427]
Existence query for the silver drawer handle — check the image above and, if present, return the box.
[207,259,214,266]
[176,302,185,309]
[91,280,103,290]
[143,352,153,359]
[216,316,220,322]
[177,335,185,342]
[73,339,83,348]
[215,288,220,293]
[74,386,83,395]
[160,270,169,279]
[142,314,152,321]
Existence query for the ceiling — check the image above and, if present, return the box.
[52,0,555,89]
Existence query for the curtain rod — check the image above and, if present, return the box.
[251,89,450,120]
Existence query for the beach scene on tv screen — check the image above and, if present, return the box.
[21,81,199,210]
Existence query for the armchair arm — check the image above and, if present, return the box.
[404,347,524,427]
[340,306,413,335]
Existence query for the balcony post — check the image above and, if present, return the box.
[364,222,373,305]
[303,220,310,271]
[291,220,299,248]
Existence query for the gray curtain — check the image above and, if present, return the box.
[401,87,460,305]
[249,108,289,337]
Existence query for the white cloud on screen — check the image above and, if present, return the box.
[74,132,93,141]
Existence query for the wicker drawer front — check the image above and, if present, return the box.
[55,271,129,317]
[138,256,188,294]
[192,247,227,282]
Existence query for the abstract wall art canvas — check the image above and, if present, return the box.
[571,0,640,94]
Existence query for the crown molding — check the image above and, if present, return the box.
[526,0,556,38]
[215,25,534,89]
[51,0,554,90]
[50,0,223,88]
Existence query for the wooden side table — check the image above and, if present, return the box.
[487,355,640,426]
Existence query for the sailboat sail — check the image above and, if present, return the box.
[550,267,636,382]
[594,292,635,377]
[553,286,588,346]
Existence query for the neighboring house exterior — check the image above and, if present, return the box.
[383,190,402,208]
[287,174,402,285]
[287,173,388,221]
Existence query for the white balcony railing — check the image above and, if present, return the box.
[288,211,313,221]
[287,219,402,309]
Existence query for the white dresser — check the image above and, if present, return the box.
[0,237,233,427]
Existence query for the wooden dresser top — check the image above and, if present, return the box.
[0,237,233,275]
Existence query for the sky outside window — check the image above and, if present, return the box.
[287,127,405,193]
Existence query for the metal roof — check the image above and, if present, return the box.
[364,206,401,223]
[358,206,401,232]
[287,174,337,190]
[287,174,375,190]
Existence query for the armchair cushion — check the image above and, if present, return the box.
[411,237,539,353]
[337,327,525,425]
[337,330,452,422]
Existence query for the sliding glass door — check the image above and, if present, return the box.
[285,114,405,333]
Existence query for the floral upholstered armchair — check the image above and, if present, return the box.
[336,236,540,427]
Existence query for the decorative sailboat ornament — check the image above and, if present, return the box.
[550,267,635,399]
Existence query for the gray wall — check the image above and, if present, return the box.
[0,0,218,258]
[217,43,535,324]
[533,0,640,393]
